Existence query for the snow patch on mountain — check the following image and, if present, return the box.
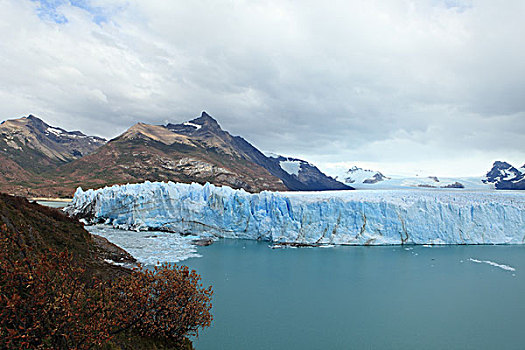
[279,160,302,176]
[264,152,281,159]
[46,127,63,136]
[183,122,202,130]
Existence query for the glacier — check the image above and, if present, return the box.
[65,181,525,245]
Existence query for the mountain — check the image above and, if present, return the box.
[482,161,525,190]
[264,153,352,191]
[0,115,107,197]
[334,166,389,184]
[55,112,289,194]
[59,112,351,194]
[165,112,351,191]
[0,115,106,173]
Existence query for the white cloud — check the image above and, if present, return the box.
[0,0,523,176]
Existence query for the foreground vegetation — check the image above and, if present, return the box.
[0,193,212,349]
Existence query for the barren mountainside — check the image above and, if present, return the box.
[0,115,106,173]
[56,116,288,194]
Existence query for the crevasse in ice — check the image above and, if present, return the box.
[65,181,525,245]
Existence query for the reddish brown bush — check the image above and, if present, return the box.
[110,263,213,344]
[0,219,213,349]
[0,227,112,349]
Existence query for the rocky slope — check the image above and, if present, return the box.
[483,161,525,190]
[0,193,201,349]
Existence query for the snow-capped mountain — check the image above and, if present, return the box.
[334,166,389,184]
[483,161,525,190]
[328,165,491,190]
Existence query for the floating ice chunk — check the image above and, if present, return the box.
[86,224,202,264]
[468,258,516,272]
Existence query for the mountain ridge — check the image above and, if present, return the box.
[0,112,351,197]
[0,114,106,173]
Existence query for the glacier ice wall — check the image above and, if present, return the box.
[65,181,525,245]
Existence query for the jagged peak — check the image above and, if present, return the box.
[189,111,222,129]
[2,115,57,132]
[0,115,43,132]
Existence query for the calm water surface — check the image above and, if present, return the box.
[182,240,525,350]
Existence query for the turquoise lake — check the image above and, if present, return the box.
[181,240,525,350]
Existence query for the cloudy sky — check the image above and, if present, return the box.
[0,0,524,177]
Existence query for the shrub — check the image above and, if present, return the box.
[0,209,213,349]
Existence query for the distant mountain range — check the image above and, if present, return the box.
[0,112,351,197]
[331,162,525,190]
[1,113,521,197]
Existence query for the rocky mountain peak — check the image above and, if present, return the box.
[26,114,42,122]
[165,111,224,136]
[190,111,222,130]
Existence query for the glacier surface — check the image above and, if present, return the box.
[65,181,525,245]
